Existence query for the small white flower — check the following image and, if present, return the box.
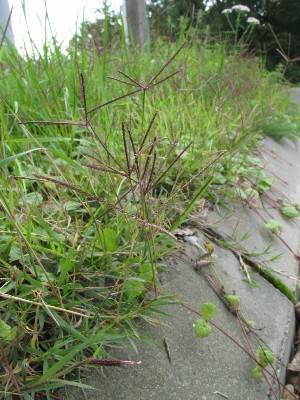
[222,8,232,14]
[247,17,260,25]
[232,5,250,12]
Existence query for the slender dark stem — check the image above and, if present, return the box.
[117,70,145,89]
[122,121,133,176]
[0,6,13,50]
[79,71,88,125]
[108,76,139,88]
[141,137,157,183]
[138,111,158,152]
[235,311,280,400]
[148,42,187,85]
[0,344,24,400]
[87,88,142,114]
[148,141,193,192]
[87,120,125,171]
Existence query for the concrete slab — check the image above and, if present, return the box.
[60,93,300,400]
[61,235,294,400]
[204,136,300,291]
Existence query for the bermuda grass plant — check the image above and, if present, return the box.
[0,8,299,399]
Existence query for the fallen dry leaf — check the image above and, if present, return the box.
[288,350,300,372]
[283,383,299,400]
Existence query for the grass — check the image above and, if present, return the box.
[0,13,299,399]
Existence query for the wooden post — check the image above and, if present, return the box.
[123,0,149,49]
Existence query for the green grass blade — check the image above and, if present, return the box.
[170,176,214,231]
[49,149,87,174]
[0,148,42,167]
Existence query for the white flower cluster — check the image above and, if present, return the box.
[222,4,252,14]
[222,5,260,24]
[222,8,232,14]
[232,5,250,12]
[247,17,260,24]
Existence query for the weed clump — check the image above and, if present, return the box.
[0,13,297,399]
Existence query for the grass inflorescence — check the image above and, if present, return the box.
[0,11,299,399]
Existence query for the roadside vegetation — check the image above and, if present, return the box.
[0,6,299,399]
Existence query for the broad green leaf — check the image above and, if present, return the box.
[24,192,43,206]
[9,245,22,262]
[0,320,17,341]
[63,200,82,211]
[139,263,154,283]
[5,326,17,341]
[98,228,117,252]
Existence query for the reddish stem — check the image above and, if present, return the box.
[0,345,24,400]
[235,311,280,400]
[149,286,296,397]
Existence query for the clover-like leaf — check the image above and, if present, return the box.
[24,192,43,206]
[281,204,300,219]
[264,219,283,236]
[124,280,144,300]
[256,348,274,366]
[201,302,218,321]
[226,294,240,310]
[244,188,259,199]
[194,319,212,338]
[246,320,255,329]
[251,365,263,379]
[257,179,273,191]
